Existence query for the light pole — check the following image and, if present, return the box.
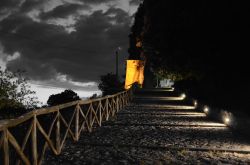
[115,47,121,79]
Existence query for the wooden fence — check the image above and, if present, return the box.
[0,89,133,165]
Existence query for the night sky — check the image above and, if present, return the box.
[0,0,141,103]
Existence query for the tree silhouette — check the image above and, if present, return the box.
[130,0,250,112]
[98,73,123,96]
[0,68,40,119]
[47,89,80,106]
[128,3,145,60]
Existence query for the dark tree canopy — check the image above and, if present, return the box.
[130,0,250,112]
[47,89,80,106]
[0,68,40,119]
[98,73,123,96]
[128,3,145,60]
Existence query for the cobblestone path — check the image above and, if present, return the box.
[44,89,250,164]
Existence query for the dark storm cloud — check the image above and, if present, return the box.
[56,8,131,81]
[19,0,50,13]
[0,14,71,80]
[105,8,131,24]
[0,0,21,17]
[129,0,141,6]
[0,7,131,83]
[0,14,31,32]
[0,0,49,15]
[79,0,115,4]
[0,0,21,10]
[39,3,91,20]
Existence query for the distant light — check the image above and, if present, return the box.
[221,111,233,126]
[181,93,186,99]
[204,106,209,114]
[193,100,198,107]
[223,116,231,125]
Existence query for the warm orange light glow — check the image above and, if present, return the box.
[125,60,145,89]
[136,41,142,47]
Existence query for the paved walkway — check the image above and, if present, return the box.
[44,89,250,164]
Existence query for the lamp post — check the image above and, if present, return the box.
[115,47,121,79]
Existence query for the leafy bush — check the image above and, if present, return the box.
[0,68,40,119]
[98,73,124,96]
[47,89,80,106]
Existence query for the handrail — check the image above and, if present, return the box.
[0,89,133,165]
[0,90,128,130]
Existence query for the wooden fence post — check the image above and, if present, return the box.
[112,98,115,117]
[99,101,102,126]
[122,94,124,107]
[105,99,109,120]
[56,110,61,154]
[116,96,119,112]
[75,104,79,141]
[87,104,91,131]
[3,129,9,165]
[32,115,38,165]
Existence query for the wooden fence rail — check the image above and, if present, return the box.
[0,89,133,165]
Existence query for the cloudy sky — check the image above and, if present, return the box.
[0,0,141,104]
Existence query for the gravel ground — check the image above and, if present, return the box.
[43,91,250,165]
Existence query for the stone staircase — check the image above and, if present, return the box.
[44,88,250,164]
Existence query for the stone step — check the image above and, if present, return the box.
[134,88,180,97]
[132,98,194,105]
[43,88,250,165]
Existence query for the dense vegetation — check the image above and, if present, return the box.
[47,89,80,106]
[0,67,82,119]
[130,0,250,114]
[0,68,40,118]
[98,73,124,96]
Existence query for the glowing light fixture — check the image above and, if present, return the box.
[193,100,198,107]
[225,117,230,123]
[221,111,233,126]
[171,87,175,91]
[180,93,186,99]
[223,116,231,125]
[203,106,209,114]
